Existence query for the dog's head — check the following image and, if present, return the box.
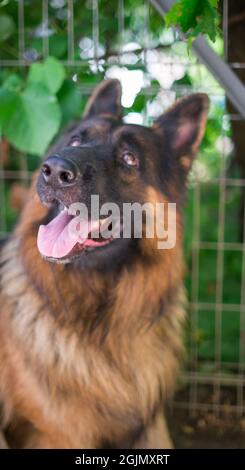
[36,79,209,269]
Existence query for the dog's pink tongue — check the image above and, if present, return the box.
[37,210,97,259]
[37,210,77,258]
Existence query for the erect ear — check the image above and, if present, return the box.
[83,79,122,119]
[153,93,209,172]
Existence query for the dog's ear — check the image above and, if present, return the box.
[153,93,209,172]
[83,79,122,119]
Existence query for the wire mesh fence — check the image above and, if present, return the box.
[0,0,244,419]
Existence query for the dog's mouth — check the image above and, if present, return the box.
[37,203,120,262]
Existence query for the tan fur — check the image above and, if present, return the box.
[0,178,185,449]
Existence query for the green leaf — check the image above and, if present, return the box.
[165,3,182,28]
[0,14,15,42]
[209,0,219,7]
[2,84,61,155]
[193,4,217,42]
[3,74,23,92]
[49,35,68,59]
[173,73,192,87]
[165,0,220,43]
[57,79,82,127]
[28,57,66,94]
[0,87,17,134]
[131,93,145,113]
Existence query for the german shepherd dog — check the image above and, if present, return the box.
[0,79,208,449]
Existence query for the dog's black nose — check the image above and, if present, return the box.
[41,156,78,187]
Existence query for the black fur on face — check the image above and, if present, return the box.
[37,79,209,270]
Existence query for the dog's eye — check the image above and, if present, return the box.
[121,152,139,168]
[70,137,81,147]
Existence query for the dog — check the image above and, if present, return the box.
[0,79,209,448]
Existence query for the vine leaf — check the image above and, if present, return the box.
[0,84,61,155]
[165,0,220,43]
[28,57,66,94]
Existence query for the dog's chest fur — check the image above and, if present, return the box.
[0,237,184,448]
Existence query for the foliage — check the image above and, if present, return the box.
[165,0,220,43]
[0,0,221,155]
[0,13,15,42]
[0,57,82,155]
